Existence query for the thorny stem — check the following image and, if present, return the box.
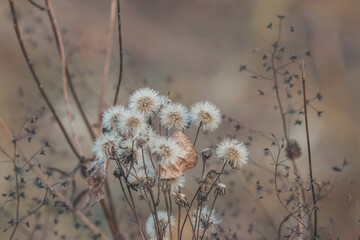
[301,62,318,239]
[113,0,124,105]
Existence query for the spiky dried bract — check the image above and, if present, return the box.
[216,138,248,169]
[117,110,147,137]
[192,206,221,232]
[102,105,125,131]
[146,211,175,240]
[162,175,185,193]
[190,101,221,132]
[159,103,190,130]
[93,133,121,161]
[151,136,180,166]
[128,88,161,116]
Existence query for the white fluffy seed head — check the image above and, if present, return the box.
[216,138,248,169]
[146,211,175,240]
[192,206,221,232]
[162,175,185,193]
[117,110,147,137]
[160,103,190,130]
[102,105,125,131]
[190,101,221,132]
[93,133,121,160]
[128,88,161,116]
[128,158,155,185]
[151,136,180,166]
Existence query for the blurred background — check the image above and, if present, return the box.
[0,0,359,239]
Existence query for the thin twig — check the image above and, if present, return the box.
[301,61,317,239]
[45,0,83,157]
[7,0,83,163]
[45,2,95,140]
[0,119,109,240]
[98,0,117,124]
[113,0,124,105]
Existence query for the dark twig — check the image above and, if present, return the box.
[301,62,317,239]
[7,0,83,163]
[113,0,124,105]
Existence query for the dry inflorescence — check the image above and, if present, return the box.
[88,88,249,240]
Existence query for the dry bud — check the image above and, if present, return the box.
[215,182,226,197]
[286,139,301,159]
[172,192,189,207]
[201,148,212,161]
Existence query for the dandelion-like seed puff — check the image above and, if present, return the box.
[102,105,125,131]
[129,88,161,116]
[160,103,190,131]
[93,133,122,160]
[216,138,248,169]
[192,206,221,232]
[151,136,180,166]
[117,110,147,137]
[146,211,175,240]
[190,101,221,132]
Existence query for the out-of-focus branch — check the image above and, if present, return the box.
[113,0,124,105]
[0,119,110,240]
[98,0,118,124]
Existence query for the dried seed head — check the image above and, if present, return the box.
[102,105,125,131]
[216,138,248,170]
[201,148,213,161]
[160,103,190,131]
[128,88,161,116]
[151,137,180,166]
[161,176,185,193]
[190,101,221,132]
[172,192,189,207]
[146,211,174,240]
[215,182,226,197]
[286,139,301,159]
[117,110,147,137]
[93,133,121,160]
[192,206,221,232]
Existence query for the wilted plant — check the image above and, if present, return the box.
[88,88,249,240]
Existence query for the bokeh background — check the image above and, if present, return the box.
[1,0,359,239]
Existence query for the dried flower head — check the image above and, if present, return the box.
[146,211,175,240]
[201,148,213,161]
[161,175,185,193]
[117,110,147,137]
[93,133,121,160]
[192,206,221,232]
[216,138,248,169]
[286,139,301,159]
[190,101,221,132]
[128,160,156,190]
[159,103,190,130]
[118,139,141,164]
[151,137,180,166]
[215,182,226,197]
[128,88,161,116]
[102,105,125,131]
[172,192,189,207]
